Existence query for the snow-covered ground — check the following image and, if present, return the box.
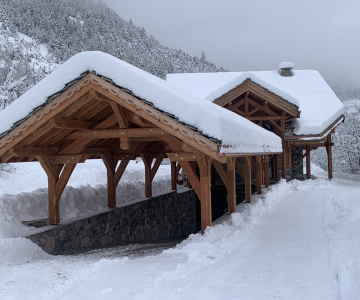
[1,161,360,299]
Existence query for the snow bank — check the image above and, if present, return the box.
[0,238,50,267]
[0,51,282,154]
[0,177,172,239]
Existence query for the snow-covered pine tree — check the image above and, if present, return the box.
[0,0,226,109]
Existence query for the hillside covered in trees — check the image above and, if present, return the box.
[0,0,224,109]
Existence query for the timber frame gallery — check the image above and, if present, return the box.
[213,78,344,181]
[0,72,280,233]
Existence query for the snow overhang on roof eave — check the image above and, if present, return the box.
[285,115,345,142]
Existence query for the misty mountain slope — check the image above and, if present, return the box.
[312,99,360,174]
[0,0,224,108]
[0,25,59,109]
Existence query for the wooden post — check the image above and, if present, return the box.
[226,158,236,214]
[275,154,280,182]
[264,155,270,188]
[306,145,311,179]
[171,162,177,190]
[141,155,163,197]
[244,156,252,203]
[326,134,333,179]
[37,157,77,224]
[198,156,212,234]
[141,155,152,197]
[282,147,287,180]
[256,156,262,194]
[101,155,117,208]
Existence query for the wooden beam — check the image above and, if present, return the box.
[161,135,201,198]
[90,81,221,162]
[227,158,236,214]
[256,156,263,194]
[49,118,96,130]
[114,160,130,186]
[171,162,177,190]
[37,160,77,225]
[235,158,245,179]
[110,102,128,128]
[198,154,212,234]
[248,108,259,116]
[36,156,55,179]
[245,92,249,117]
[244,156,252,203]
[167,152,198,162]
[264,155,270,188]
[0,77,93,157]
[248,98,279,117]
[44,155,86,164]
[282,147,287,180]
[141,154,153,197]
[47,164,61,224]
[151,157,163,181]
[66,128,163,139]
[326,134,333,179]
[247,116,285,121]
[101,154,117,208]
[212,160,228,189]
[306,145,311,179]
[55,163,77,203]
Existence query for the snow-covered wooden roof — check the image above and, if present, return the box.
[166,70,345,136]
[0,51,282,155]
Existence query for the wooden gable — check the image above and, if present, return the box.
[212,78,300,136]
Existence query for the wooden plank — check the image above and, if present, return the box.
[235,158,245,179]
[264,155,270,188]
[212,160,228,189]
[66,128,163,139]
[306,145,311,179]
[167,152,198,162]
[227,158,236,214]
[326,134,333,179]
[49,118,96,130]
[114,160,130,186]
[198,155,212,234]
[44,155,85,164]
[244,156,252,203]
[256,156,263,194]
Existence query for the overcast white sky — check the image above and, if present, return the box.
[103,0,360,88]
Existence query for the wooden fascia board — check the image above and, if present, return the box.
[284,115,345,142]
[222,151,283,158]
[87,75,224,163]
[213,80,299,118]
[0,74,94,156]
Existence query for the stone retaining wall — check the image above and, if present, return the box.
[27,189,196,255]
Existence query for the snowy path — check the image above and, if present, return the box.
[1,177,360,299]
